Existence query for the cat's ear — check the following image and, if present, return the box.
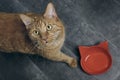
[19,14,34,28]
[44,3,58,19]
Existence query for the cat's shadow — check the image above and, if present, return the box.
[0,51,46,63]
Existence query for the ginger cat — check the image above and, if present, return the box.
[0,3,77,68]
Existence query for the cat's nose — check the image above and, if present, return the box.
[41,37,48,43]
[41,36,48,41]
[42,38,47,41]
[40,33,48,41]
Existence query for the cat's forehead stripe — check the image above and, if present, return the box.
[36,19,46,32]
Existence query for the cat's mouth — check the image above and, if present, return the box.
[38,40,53,47]
[33,38,56,49]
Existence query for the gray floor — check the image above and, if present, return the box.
[0,0,120,80]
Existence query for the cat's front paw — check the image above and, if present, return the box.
[69,58,77,68]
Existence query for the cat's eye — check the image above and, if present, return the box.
[47,24,52,31]
[33,30,39,35]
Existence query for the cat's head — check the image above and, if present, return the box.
[20,3,65,49]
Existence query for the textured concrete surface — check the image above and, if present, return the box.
[0,0,120,80]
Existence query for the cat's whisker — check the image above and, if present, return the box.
[28,42,39,53]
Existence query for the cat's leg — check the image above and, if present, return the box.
[43,51,77,68]
[59,52,77,68]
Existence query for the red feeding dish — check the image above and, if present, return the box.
[79,41,112,75]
